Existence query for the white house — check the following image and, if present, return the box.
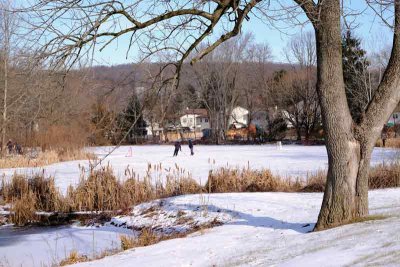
[180,108,210,132]
[229,106,249,128]
[145,121,163,137]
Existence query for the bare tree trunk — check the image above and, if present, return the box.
[315,138,374,230]
[296,128,301,141]
[1,52,8,155]
[313,0,371,230]
[2,27,8,155]
[304,130,310,141]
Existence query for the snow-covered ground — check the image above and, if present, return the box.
[74,189,400,267]
[1,189,400,267]
[0,145,397,194]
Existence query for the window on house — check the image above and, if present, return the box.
[182,118,187,124]
[205,118,209,123]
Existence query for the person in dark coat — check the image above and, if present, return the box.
[188,139,194,156]
[173,141,181,156]
[6,139,13,154]
[381,127,388,147]
[15,143,23,155]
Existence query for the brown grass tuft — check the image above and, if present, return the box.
[205,167,292,193]
[120,235,136,251]
[1,173,67,225]
[69,167,124,211]
[10,190,37,226]
[376,138,400,148]
[59,250,89,266]
[300,171,326,192]
[120,229,158,251]
[136,228,159,247]
[369,163,400,189]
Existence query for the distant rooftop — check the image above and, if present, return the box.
[183,108,208,117]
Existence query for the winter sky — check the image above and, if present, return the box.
[91,1,393,66]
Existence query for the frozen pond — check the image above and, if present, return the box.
[0,145,398,194]
[0,224,131,267]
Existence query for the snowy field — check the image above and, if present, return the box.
[2,189,399,266]
[74,190,400,267]
[0,145,397,194]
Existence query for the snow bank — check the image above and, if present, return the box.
[109,196,233,235]
[74,189,400,267]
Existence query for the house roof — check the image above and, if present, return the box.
[183,108,208,117]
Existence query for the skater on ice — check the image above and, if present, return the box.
[173,141,181,156]
[188,139,194,155]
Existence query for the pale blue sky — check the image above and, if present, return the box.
[91,1,393,66]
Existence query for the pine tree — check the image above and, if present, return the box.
[117,93,147,144]
[342,30,370,122]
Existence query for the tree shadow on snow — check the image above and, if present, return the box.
[164,201,315,234]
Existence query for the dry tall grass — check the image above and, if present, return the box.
[0,149,95,169]
[1,161,400,226]
[1,173,68,225]
[369,163,400,189]
[120,228,159,251]
[59,250,89,266]
[205,167,325,193]
[205,168,286,193]
[376,138,400,148]
[10,190,37,226]
[68,164,203,212]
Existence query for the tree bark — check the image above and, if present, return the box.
[2,53,7,154]
[2,22,8,156]
[312,0,368,230]
[311,0,400,230]
[296,128,301,141]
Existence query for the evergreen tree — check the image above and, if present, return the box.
[342,30,370,122]
[117,93,147,144]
